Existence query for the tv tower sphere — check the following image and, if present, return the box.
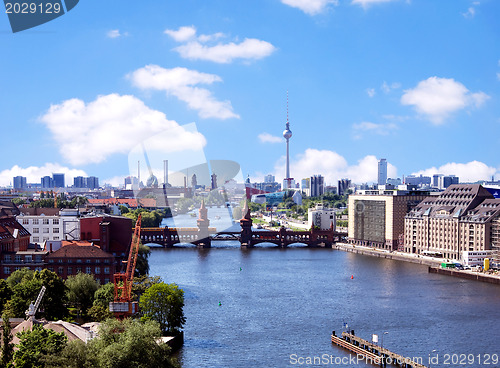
[283,124,292,140]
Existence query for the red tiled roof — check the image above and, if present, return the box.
[46,243,114,259]
[0,216,31,240]
[87,198,138,207]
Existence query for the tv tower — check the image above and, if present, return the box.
[283,92,293,190]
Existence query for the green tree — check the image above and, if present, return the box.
[135,244,151,277]
[119,205,129,214]
[139,283,185,335]
[11,198,25,206]
[65,273,99,317]
[91,319,179,368]
[13,325,67,368]
[93,283,115,309]
[6,268,34,289]
[4,278,42,318]
[0,280,12,316]
[34,270,68,321]
[44,340,95,368]
[1,312,14,367]
[132,275,162,302]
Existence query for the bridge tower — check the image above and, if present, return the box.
[239,201,253,247]
[197,200,211,248]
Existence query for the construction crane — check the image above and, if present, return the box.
[109,214,142,319]
[25,285,46,322]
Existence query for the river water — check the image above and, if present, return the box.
[149,209,500,368]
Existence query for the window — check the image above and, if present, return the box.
[104,259,110,264]
[95,259,100,264]
[33,228,39,233]
[53,228,59,233]
[48,267,54,272]
[43,228,49,233]
[3,267,10,275]
[25,255,32,263]
[86,267,92,274]
[95,267,100,274]
[77,259,82,263]
[76,267,82,273]
[104,278,110,284]
[15,255,22,263]
[58,259,63,263]
[86,259,91,264]
[54,237,59,240]
[33,237,39,242]
[22,219,29,225]
[35,267,42,272]
[53,219,59,225]
[104,267,110,274]
[67,267,72,275]
[43,219,49,225]
[58,267,63,275]
[35,255,42,263]
[33,219,39,225]
[4,255,11,262]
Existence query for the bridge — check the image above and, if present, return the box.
[139,201,347,248]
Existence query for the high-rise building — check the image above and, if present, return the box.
[310,175,325,197]
[41,176,53,188]
[74,176,86,188]
[87,176,99,189]
[13,176,27,189]
[377,159,387,185]
[211,173,217,190]
[52,173,65,188]
[264,174,275,183]
[338,179,351,196]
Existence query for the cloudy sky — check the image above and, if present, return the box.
[1,0,499,187]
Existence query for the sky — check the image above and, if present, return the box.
[1,0,499,188]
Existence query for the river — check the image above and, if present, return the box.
[148,208,500,368]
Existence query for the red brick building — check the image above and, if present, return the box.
[80,215,132,272]
[45,241,116,284]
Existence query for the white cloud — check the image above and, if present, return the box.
[462,7,475,18]
[366,88,376,97]
[258,133,283,144]
[352,0,398,8]
[39,93,207,166]
[412,161,497,183]
[381,81,401,93]
[102,175,127,187]
[352,121,397,139]
[400,76,489,124]
[497,72,500,81]
[165,26,276,64]
[272,149,397,185]
[164,26,197,42]
[0,163,87,187]
[107,29,127,38]
[174,38,276,64]
[281,0,338,15]
[129,65,239,120]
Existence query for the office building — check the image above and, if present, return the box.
[308,204,336,231]
[13,176,27,190]
[310,175,325,197]
[338,179,351,196]
[41,176,53,189]
[348,188,429,251]
[404,184,500,261]
[52,173,65,188]
[17,208,80,244]
[377,159,387,185]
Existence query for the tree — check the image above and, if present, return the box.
[34,270,68,321]
[0,280,12,316]
[135,244,151,277]
[90,319,179,368]
[65,273,99,317]
[93,283,115,309]
[132,275,162,302]
[1,313,14,367]
[139,283,185,335]
[13,325,67,368]
[119,205,129,214]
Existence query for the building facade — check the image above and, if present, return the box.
[348,189,428,251]
[310,175,324,197]
[16,209,80,245]
[377,159,387,186]
[404,184,500,261]
[13,176,27,190]
[308,204,336,231]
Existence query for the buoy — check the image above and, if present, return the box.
[218,301,222,306]
[240,267,242,271]
[351,275,354,279]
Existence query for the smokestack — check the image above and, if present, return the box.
[164,160,168,186]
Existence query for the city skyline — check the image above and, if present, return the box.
[1,0,499,188]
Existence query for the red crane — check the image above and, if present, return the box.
[109,214,142,319]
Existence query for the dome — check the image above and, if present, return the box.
[283,128,292,139]
[146,174,158,188]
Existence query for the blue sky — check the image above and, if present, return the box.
[1,0,499,188]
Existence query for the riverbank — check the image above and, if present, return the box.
[428,266,500,285]
[335,242,443,267]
